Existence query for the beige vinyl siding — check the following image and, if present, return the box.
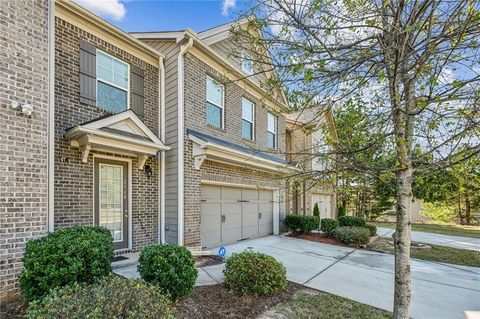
[145,40,180,243]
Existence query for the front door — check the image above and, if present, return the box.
[94,159,129,250]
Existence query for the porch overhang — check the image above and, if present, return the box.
[188,129,299,174]
[65,110,170,169]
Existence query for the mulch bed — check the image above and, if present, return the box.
[175,282,304,319]
[0,296,27,319]
[288,232,349,247]
[194,255,224,267]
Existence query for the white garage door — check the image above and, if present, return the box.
[201,185,274,249]
[312,193,332,219]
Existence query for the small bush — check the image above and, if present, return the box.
[20,226,114,301]
[320,218,339,237]
[284,214,320,233]
[365,224,377,237]
[313,203,320,217]
[335,226,370,247]
[138,244,197,300]
[338,216,366,227]
[337,206,347,218]
[25,275,174,319]
[224,251,287,295]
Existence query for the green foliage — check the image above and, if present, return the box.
[364,224,377,236]
[320,218,339,237]
[224,251,287,295]
[313,203,320,217]
[19,226,114,301]
[338,216,366,227]
[337,206,346,218]
[284,214,320,233]
[25,275,174,319]
[335,226,371,247]
[420,202,456,223]
[137,244,197,300]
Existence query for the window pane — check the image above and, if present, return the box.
[97,52,112,69]
[113,60,128,89]
[206,102,222,128]
[268,113,276,133]
[242,99,253,122]
[206,77,223,106]
[242,58,253,74]
[98,81,128,113]
[98,65,113,83]
[242,120,253,140]
[113,73,128,89]
[268,132,276,148]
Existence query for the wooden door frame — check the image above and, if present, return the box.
[93,154,132,252]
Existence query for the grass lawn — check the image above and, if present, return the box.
[372,222,480,238]
[264,291,392,319]
[369,237,480,267]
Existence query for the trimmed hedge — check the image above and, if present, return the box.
[338,216,366,227]
[26,275,174,319]
[313,203,320,217]
[337,206,347,218]
[320,218,339,237]
[19,226,114,301]
[224,251,287,295]
[284,214,320,234]
[335,226,370,247]
[138,244,197,300]
[365,224,377,237]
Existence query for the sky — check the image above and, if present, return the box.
[74,0,251,33]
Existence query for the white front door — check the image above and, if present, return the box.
[312,193,332,219]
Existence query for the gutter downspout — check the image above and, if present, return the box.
[47,0,55,232]
[177,36,193,246]
[158,56,166,244]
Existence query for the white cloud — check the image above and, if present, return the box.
[74,0,126,21]
[222,0,236,16]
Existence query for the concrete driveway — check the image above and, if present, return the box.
[378,227,480,251]
[207,235,480,319]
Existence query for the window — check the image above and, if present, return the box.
[241,54,253,75]
[97,50,129,112]
[242,98,255,140]
[267,113,277,149]
[206,76,224,128]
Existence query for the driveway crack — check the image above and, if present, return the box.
[303,249,357,285]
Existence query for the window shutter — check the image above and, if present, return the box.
[130,65,145,117]
[79,40,97,106]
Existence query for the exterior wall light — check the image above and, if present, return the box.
[144,164,152,178]
[10,100,33,116]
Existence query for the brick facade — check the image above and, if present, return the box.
[0,0,49,302]
[54,17,160,252]
[182,52,287,247]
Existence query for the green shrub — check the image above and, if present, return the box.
[337,206,346,218]
[138,244,197,300]
[313,203,320,217]
[365,224,377,237]
[284,214,320,233]
[19,226,114,301]
[320,218,339,237]
[26,275,174,319]
[338,216,366,227]
[224,251,287,295]
[335,226,370,247]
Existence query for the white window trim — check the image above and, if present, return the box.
[241,53,254,75]
[96,49,130,111]
[242,97,255,140]
[206,75,225,129]
[267,112,277,149]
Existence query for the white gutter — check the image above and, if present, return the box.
[158,56,166,244]
[47,0,55,232]
[177,37,193,246]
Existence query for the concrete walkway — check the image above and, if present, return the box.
[378,227,480,251]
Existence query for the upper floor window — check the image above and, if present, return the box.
[206,76,224,128]
[97,50,129,113]
[241,54,253,75]
[267,113,277,149]
[242,98,255,140]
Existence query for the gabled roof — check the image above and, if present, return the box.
[65,110,170,165]
[197,17,250,45]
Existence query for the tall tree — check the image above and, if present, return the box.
[230,1,480,317]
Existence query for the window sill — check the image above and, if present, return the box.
[206,123,226,132]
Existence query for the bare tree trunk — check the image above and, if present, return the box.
[393,167,413,319]
[465,197,471,225]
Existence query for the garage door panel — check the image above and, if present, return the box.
[201,202,221,248]
[222,186,242,200]
[259,202,273,237]
[242,188,258,200]
[202,185,221,199]
[242,203,259,239]
[222,203,242,244]
[259,190,273,201]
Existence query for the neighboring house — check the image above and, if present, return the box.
[131,19,293,249]
[285,107,337,219]
[378,199,431,223]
